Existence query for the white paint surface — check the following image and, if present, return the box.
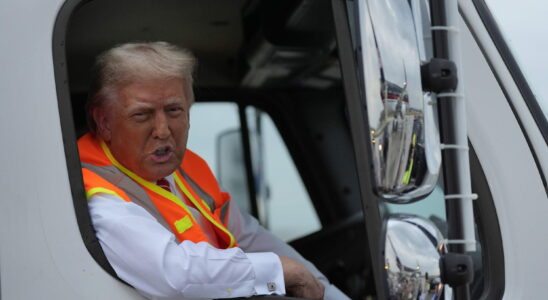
[0,1,143,299]
[459,3,548,298]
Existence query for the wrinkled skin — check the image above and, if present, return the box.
[281,256,325,299]
[94,77,191,181]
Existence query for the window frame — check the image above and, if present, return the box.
[52,0,367,292]
[468,146,505,299]
[53,0,121,279]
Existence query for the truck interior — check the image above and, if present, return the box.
[63,0,375,298]
[54,0,504,299]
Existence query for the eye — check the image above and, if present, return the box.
[131,111,149,121]
[167,106,184,116]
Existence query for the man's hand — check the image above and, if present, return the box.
[280,256,324,300]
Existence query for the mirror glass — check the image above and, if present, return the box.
[217,129,251,213]
[383,214,445,299]
[356,0,441,202]
[216,120,268,225]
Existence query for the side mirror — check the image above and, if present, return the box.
[216,121,269,225]
[356,0,441,203]
[216,129,252,214]
[382,214,445,299]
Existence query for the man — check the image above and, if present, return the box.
[79,41,348,300]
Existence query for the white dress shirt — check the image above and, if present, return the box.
[88,175,350,300]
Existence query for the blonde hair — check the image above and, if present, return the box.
[86,41,196,133]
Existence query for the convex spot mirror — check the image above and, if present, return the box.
[355,0,441,203]
[382,214,445,299]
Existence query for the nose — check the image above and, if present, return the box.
[152,112,170,139]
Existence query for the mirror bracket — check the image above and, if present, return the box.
[421,58,458,92]
[440,252,474,287]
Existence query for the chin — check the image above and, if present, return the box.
[156,165,179,178]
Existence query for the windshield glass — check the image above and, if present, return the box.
[484,0,548,119]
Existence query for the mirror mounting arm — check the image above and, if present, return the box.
[440,252,474,288]
[421,58,458,93]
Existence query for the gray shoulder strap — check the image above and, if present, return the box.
[82,163,171,231]
[178,167,217,211]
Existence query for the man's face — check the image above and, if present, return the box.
[96,77,191,181]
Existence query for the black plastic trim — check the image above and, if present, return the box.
[469,146,505,300]
[331,0,385,299]
[52,0,121,280]
[471,0,548,146]
[461,2,547,194]
[430,0,471,299]
[238,104,260,219]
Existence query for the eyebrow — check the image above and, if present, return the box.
[125,97,185,109]
[164,98,186,106]
[124,101,153,112]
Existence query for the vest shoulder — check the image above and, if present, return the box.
[78,133,112,166]
[183,149,212,171]
[81,168,131,201]
[182,149,217,180]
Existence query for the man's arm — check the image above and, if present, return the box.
[89,193,285,299]
[280,256,325,299]
[227,201,350,300]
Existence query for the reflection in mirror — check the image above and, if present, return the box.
[356,0,440,202]
[216,118,269,226]
[217,129,251,213]
[383,214,445,299]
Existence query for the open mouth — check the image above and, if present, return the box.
[150,146,173,162]
[154,146,171,156]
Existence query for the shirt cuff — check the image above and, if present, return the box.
[246,252,286,296]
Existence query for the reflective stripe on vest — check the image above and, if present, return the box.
[82,163,174,231]
[78,133,237,249]
[82,168,131,202]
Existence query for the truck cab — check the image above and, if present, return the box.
[0,0,546,299]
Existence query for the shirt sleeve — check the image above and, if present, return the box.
[226,200,351,300]
[88,193,285,300]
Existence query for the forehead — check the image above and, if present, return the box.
[114,77,191,107]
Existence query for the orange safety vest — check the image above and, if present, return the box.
[78,133,237,249]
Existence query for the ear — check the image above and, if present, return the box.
[93,107,112,142]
